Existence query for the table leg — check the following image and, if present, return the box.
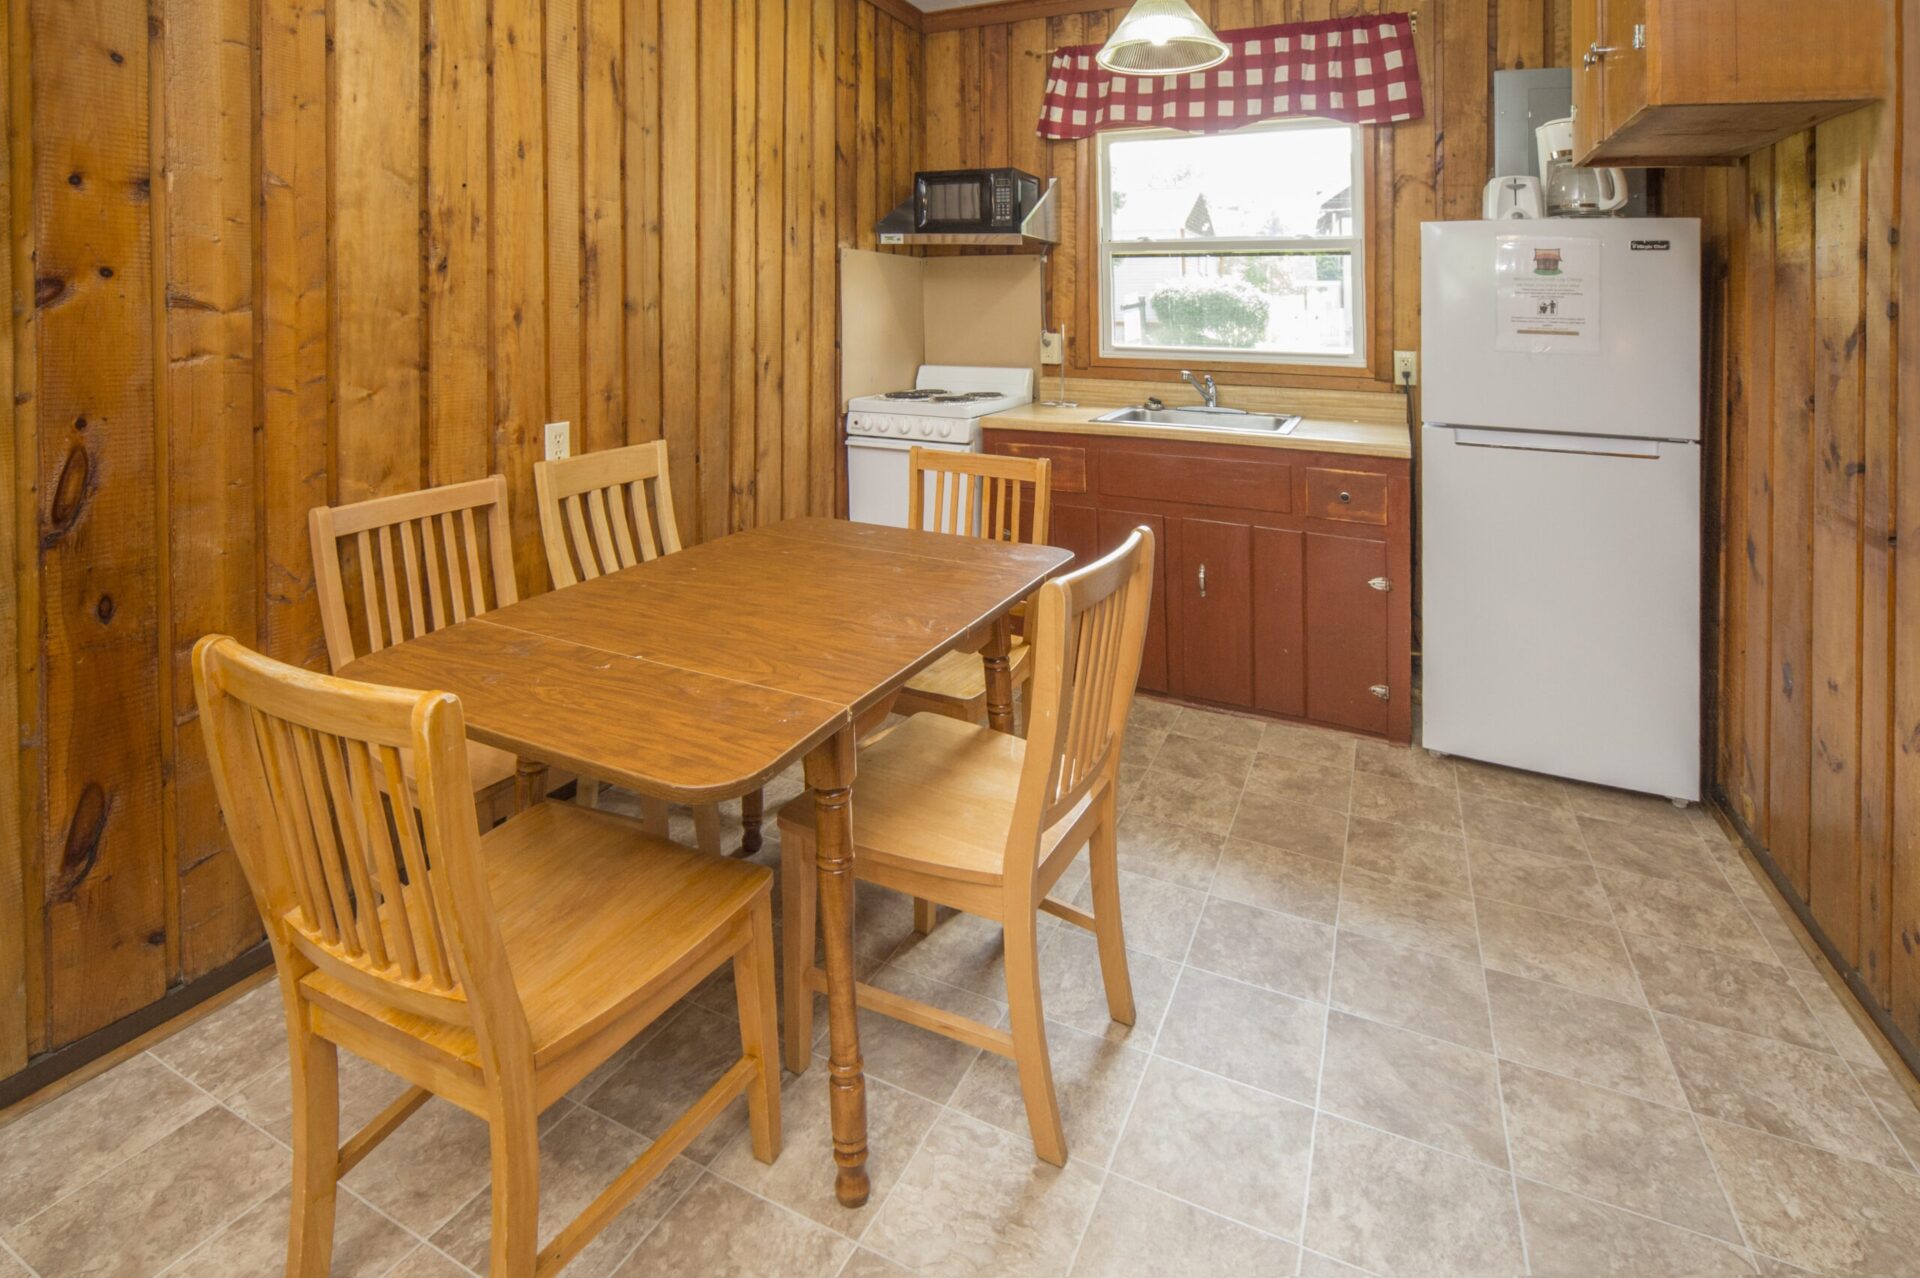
[982,614,1015,735]
[804,727,869,1208]
[514,758,549,811]
[740,787,764,857]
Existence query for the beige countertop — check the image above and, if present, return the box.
[981,402,1412,460]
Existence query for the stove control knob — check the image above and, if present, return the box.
[938,422,953,439]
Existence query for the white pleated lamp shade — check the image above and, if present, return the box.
[1095,0,1231,75]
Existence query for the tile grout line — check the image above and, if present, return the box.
[0,1234,40,1278]
[1289,792,1353,1273]
[1460,786,1535,1278]
[0,1052,224,1242]
[1592,822,1764,1266]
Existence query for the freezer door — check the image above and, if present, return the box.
[1420,424,1701,800]
[1421,218,1701,441]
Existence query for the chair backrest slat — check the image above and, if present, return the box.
[535,441,684,588]
[309,477,519,671]
[194,636,527,1039]
[906,448,1053,546]
[1004,527,1156,885]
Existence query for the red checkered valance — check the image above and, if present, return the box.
[1037,13,1423,140]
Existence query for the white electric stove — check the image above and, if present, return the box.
[845,365,1034,527]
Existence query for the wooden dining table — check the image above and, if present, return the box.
[339,516,1070,1206]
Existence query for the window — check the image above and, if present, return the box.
[1097,120,1366,367]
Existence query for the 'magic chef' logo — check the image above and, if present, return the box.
[1630,239,1671,251]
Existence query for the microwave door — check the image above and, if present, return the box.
[917,175,983,231]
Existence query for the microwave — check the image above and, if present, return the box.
[913,168,1041,234]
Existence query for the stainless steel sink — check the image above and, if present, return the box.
[1093,406,1303,435]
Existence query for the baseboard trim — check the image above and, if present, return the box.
[0,944,273,1121]
[1708,791,1920,1089]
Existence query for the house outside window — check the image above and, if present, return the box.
[1097,119,1366,367]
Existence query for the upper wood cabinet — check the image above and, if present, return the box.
[1572,0,1889,165]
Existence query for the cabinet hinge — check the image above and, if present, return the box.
[1369,684,1391,701]
[1632,22,1647,50]
[1367,576,1392,593]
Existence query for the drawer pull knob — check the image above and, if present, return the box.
[1367,576,1391,592]
[1338,491,1352,504]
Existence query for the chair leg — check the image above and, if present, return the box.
[1087,797,1136,1026]
[741,787,765,856]
[638,795,671,839]
[578,777,603,808]
[286,1013,340,1278]
[780,835,817,1076]
[694,804,723,857]
[913,898,938,934]
[734,894,783,1163]
[1004,914,1067,1166]
[487,1100,541,1277]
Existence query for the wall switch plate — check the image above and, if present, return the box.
[544,421,572,461]
[1039,329,1064,366]
[1393,350,1419,387]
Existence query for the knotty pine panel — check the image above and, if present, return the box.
[3,0,919,1074]
[1669,0,1918,1073]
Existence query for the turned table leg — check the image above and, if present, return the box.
[982,614,1015,735]
[514,758,549,811]
[804,727,869,1207]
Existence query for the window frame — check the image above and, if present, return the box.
[1094,118,1369,370]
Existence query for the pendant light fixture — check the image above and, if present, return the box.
[1095,0,1231,76]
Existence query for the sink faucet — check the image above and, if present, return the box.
[1180,369,1218,409]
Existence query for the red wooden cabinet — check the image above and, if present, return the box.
[986,428,1412,742]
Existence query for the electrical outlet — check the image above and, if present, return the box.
[544,421,572,461]
[1039,329,1064,366]
[1393,350,1419,387]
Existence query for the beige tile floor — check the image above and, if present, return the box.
[7,697,1920,1276]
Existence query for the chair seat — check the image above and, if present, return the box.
[302,801,770,1070]
[781,713,1051,887]
[901,636,1030,706]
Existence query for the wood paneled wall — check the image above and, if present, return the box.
[2,0,920,1077]
[1670,1,1920,1063]
[917,0,1573,395]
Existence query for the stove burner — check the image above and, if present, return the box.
[883,389,948,400]
[931,392,1005,404]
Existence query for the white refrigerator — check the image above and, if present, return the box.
[1420,218,1702,802]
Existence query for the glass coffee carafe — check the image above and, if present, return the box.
[1536,118,1628,217]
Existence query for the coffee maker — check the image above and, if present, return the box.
[1536,117,1628,217]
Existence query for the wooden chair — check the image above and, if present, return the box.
[894,448,1054,728]
[308,477,525,825]
[534,441,762,857]
[778,526,1155,1166]
[192,636,779,1277]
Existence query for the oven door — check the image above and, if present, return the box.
[914,171,992,233]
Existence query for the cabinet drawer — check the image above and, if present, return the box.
[1102,451,1291,514]
[991,441,1087,493]
[1304,468,1388,525]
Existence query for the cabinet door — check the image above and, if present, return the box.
[1048,503,1099,569]
[1304,532,1390,735]
[1600,0,1648,136]
[1571,0,1604,157]
[1096,509,1168,693]
[1172,518,1253,707]
[1252,527,1306,719]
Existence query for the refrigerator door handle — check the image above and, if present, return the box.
[1445,427,1666,459]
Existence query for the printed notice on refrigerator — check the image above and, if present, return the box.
[1494,235,1601,354]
